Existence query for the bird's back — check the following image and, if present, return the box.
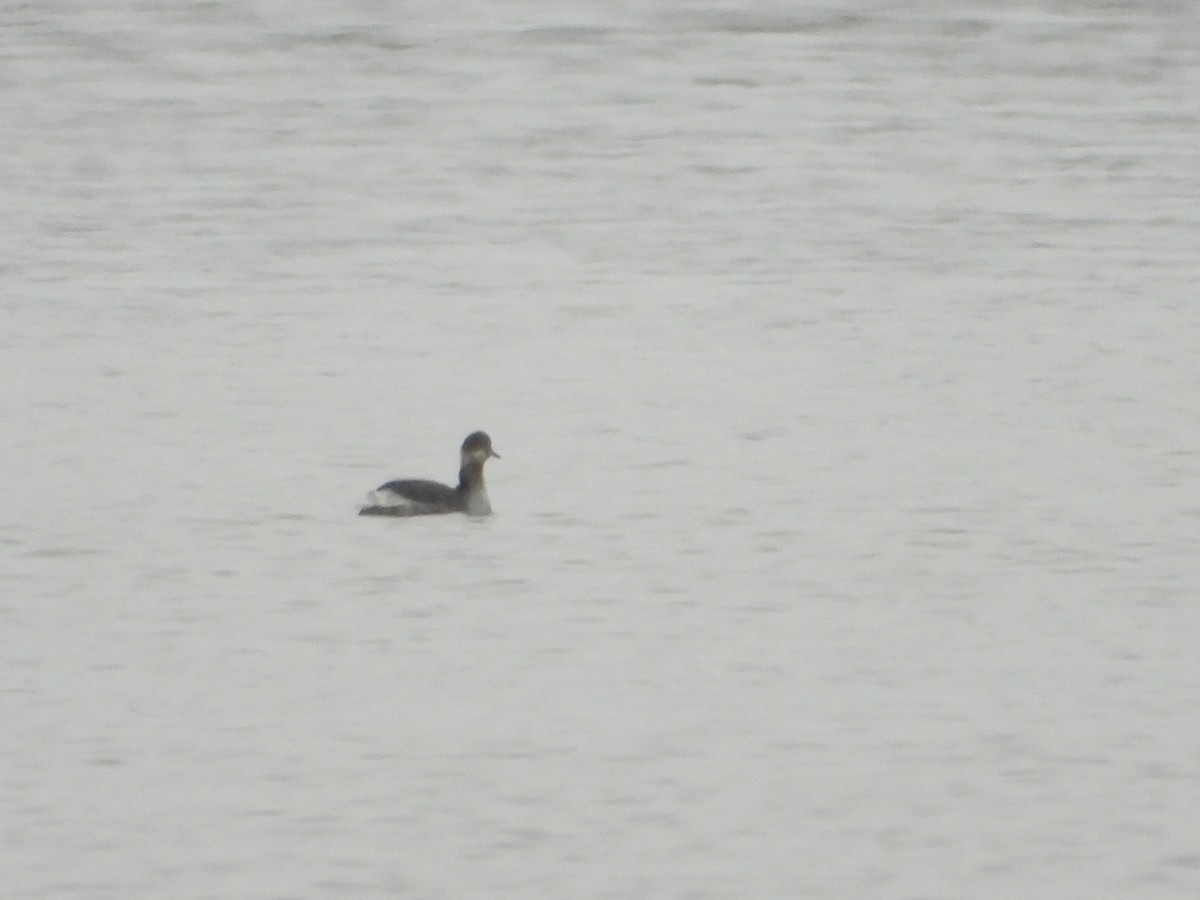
[358,478,463,516]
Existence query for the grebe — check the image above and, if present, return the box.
[359,431,499,517]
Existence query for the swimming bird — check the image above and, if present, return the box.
[359,431,499,517]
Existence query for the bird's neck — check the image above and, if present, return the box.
[457,459,486,493]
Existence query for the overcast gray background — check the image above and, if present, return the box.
[4,1,1200,897]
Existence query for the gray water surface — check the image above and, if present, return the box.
[4,2,1200,897]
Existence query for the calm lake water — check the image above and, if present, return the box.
[4,1,1200,897]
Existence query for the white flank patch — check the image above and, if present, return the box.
[362,489,418,510]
